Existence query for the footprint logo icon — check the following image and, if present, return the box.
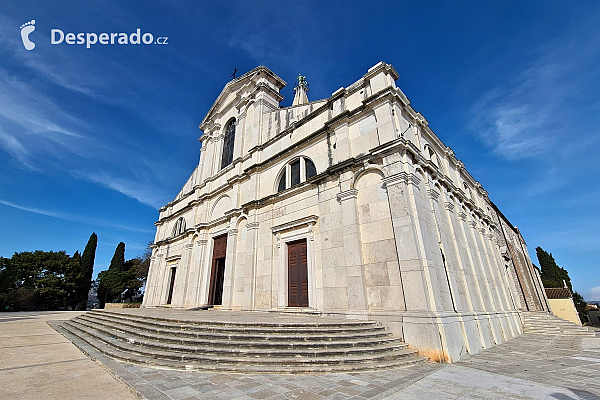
[20,20,36,50]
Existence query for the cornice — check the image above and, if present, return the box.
[271,215,319,234]
[336,189,358,202]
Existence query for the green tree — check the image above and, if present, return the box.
[96,242,151,307]
[97,242,127,307]
[3,250,73,310]
[536,246,587,322]
[110,242,125,272]
[76,233,97,310]
[65,251,81,310]
[96,268,127,308]
[536,247,572,290]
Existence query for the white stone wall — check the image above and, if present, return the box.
[142,63,547,362]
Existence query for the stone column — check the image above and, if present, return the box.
[188,238,208,307]
[142,252,158,307]
[221,228,238,309]
[336,189,368,311]
[383,172,431,311]
[245,221,260,310]
[174,242,194,307]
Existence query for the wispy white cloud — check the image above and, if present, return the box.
[0,198,154,233]
[76,171,170,209]
[584,286,600,301]
[0,128,34,170]
[469,17,600,161]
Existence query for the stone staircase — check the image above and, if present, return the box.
[522,312,596,337]
[54,309,427,373]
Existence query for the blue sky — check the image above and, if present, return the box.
[1,1,599,300]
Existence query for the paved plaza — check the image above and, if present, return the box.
[1,311,599,399]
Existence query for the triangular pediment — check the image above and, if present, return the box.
[199,66,286,132]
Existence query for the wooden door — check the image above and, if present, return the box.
[288,239,308,307]
[208,235,227,305]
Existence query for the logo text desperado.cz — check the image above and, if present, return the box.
[51,29,167,48]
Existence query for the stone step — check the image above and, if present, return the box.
[61,321,423,370]
[89,309,378,330]
[55,323,427,374]
[521,312,594,337]
[66,319,406,357]
[73,315,400,349]
[56,310,427,373]
[77,313,391,342]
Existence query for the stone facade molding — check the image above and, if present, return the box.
[271,215,319,235]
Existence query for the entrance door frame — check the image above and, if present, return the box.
[273,216,318,309]
[287,238,309,307]
[207,233,228,306]
[166,266,177,305]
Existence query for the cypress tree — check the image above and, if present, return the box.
[536,246,572,291]
[76,233,97,310]
[109,242,126,272]
[67,250,81,310]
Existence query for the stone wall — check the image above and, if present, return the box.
[142,63,548,362]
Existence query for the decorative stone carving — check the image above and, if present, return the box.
[271,215,319,234]
[246,222,260,230]
[336,189,358,202]
[382,172,408,187]
[427,188,440,201]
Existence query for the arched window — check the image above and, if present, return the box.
[305,158,317,180]
[221,119,236,169]
[463,182,473,200]
[172,217,186,237]
[424,144,441,169]
[277,157,317,193]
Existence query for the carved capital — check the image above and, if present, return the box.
[228,228,238,236]
[444,202,454,212]
[382,172,408,187]
[246,222,260,230]
[427,188,440,201]
[458,212,467,221]
[336,189,358,202]
[408,173,421,188]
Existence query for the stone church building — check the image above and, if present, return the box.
[142,63,549,361]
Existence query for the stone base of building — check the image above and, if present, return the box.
[104,302,141,309]
[151,305,525,362]
[262,308,524,362]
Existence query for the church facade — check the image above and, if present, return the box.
[142,63,549,361]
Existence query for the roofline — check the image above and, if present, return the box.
[199,66,287,129]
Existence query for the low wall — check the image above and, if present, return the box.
[103,303,141,309]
